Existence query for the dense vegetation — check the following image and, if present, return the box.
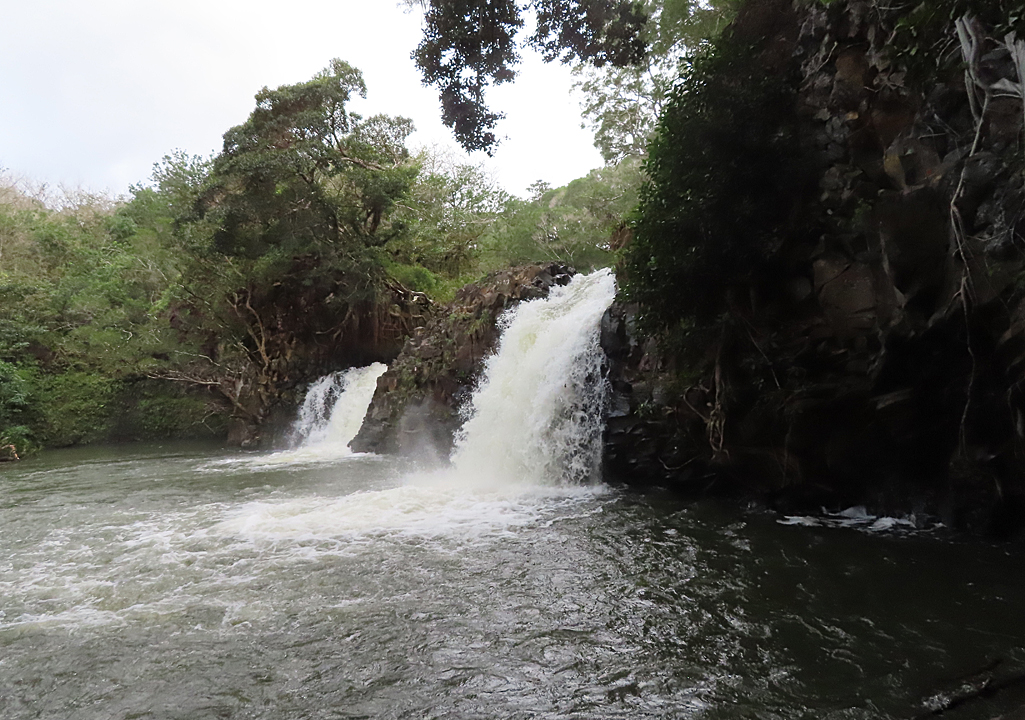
[0,58,641,456]
[622,28,807,337]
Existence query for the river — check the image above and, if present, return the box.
[2,444,1025,719]
[2,270,1024,719]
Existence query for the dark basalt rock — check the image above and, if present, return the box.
[600,0,1025,538]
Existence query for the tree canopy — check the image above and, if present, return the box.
[411,0,648,153]
[573,0,739,163]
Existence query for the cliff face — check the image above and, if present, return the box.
[349,264,574,456]
[605,0,1025,536]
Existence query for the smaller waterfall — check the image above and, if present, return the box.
[198,364,386,471]
[450,268,617,486]
[287,363,388,456]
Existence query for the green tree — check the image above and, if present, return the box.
[480,158,642,269]
[202,59,416,259]
[154,60,422,434]
[0,360,35,454]
[409,0,648,153]
[388,149,509,285]
[573,0,739,163]
[623,31,808,334]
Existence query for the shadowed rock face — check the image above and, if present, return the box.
[349,263,574,457]
[601,0,1025,538]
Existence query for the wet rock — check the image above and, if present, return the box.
[350,263,575,456]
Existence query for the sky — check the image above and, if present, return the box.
[0,0,604,200]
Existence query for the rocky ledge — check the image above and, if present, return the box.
[349,263,574,457]
[601,0,1025,539]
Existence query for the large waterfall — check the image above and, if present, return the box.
[450,268,617,486]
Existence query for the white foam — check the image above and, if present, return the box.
[215,472,609,543]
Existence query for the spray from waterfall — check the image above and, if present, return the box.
[450,268,617,486]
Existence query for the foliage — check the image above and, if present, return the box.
[411,0,648,153]
[109,381,226,440]
[145,60,426,427]
[202,59,416,262]
[480,158,641,269]
[573,0,740,163]
[885,0,1024,86]
[0,169,194,451]
[33,371,116,447]
[623,31,807,332]
[387,150,509,279]
[0,360,36,453]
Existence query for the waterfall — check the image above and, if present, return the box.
[450,268,617,486]
[288,363,388,455]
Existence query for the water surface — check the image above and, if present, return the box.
[2,443,1024,720]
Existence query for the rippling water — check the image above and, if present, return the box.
[2,443,1024,720]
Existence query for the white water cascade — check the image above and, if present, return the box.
[207,271,615,537]
[198,364,387,472]
[288,363,388,455]
[451,268,617,486]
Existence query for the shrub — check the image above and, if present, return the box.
[623,31,808,334]
[34,371,116,446]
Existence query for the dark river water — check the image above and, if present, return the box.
[1,443,1024,720]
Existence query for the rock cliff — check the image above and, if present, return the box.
[605,0,1025,537]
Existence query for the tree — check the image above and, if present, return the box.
[155,60,424,437]
[573,0,740,163]
[387,149,509,283]
[623,30,807,334]
[479,158,642,269]
[409,0,648,153]
[203,59,416,259]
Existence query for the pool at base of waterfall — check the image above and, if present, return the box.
[2,442,1025,720]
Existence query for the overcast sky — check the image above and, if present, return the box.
[0,0,603,200]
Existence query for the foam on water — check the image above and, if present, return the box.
[777,506,934,533]
[0,473,611,631]
[215,475,609,543]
